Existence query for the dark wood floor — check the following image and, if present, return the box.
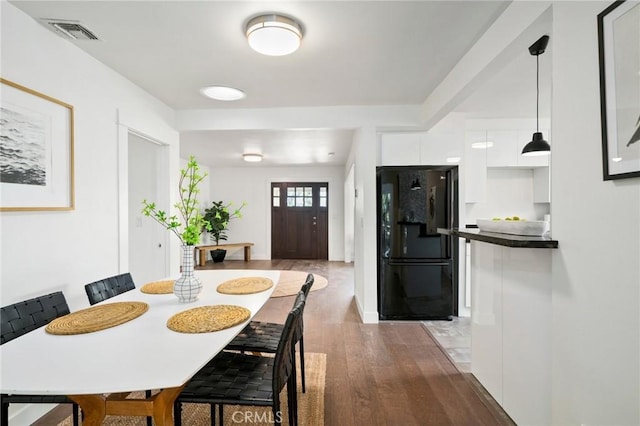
[34,259,513,426]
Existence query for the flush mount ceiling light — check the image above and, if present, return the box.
[200,86,246,101]
[246,14,302,56]
[522,35,551,157]
[471,141,494,149]
[243,153,263,162]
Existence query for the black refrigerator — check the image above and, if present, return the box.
[377,166,458,320]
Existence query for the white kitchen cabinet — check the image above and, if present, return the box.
[420,132,458,165]
[517,129,550,167]
[501,248,552,425]
[470,241,503,402]
[533,166,550,203]
[471,241,552,426]
[380,132,421,166]
[486,130,518,167]
[464,131,487,203]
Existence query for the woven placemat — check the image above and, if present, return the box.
[216,277,274,295]
[167,305,251,333]
[45,302,149,335]
[140,279,174,294]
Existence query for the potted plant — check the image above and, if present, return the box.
[141,156,211,302]
[202,200,246,262]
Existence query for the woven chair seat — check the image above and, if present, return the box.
[179,351,276,405]
[226,321,283,353]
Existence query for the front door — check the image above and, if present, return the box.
[271,182,328,259]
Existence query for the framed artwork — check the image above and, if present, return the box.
[598,0,640,180]
[0,78,74,210]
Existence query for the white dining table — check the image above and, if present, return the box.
[0,269,280,425]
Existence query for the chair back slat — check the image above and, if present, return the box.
[85,272,136,305]
[1,291,70,345]
[300,274,314,297]
[272,294,306,394]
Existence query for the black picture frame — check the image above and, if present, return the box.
[598,0,640,180]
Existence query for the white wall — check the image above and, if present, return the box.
[550,2,640,424]
[0,3,177,424]
[466,168,550,224]
[205,165,345,261]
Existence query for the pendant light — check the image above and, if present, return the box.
[522,35,551,156]
[410,178,421,191]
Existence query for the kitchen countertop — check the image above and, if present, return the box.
[438,228,558,249]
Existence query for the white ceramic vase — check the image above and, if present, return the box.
[174,245,202,303]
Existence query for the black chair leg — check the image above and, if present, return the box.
[299,336,306,393]
[174,401,182,426]
[218,404,224,426]
[145,390,152,426]
[71,403,79,426]
[1,398,8,426]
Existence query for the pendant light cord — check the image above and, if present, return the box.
[536,53,540,133]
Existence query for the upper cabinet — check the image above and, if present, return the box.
[478,129,549,168]
[465,131,488,203]
[380,131,462,166]
[380,132,422,166]
[486,130,518,167]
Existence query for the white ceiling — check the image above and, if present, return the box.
[11,0,529,168]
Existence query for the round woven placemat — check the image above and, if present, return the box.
[140,279,175,294]
[45,302,149,335]
[216,277,274,295]
[167,305,251,333]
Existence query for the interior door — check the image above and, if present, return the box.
[128,134,167,284]
[271,182,328,259]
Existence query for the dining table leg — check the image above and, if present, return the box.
[152,386,184,425]
[67,394,106,426]
[68,385,185,426]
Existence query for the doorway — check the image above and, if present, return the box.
[271,182,328,259]
[128,133,168,284]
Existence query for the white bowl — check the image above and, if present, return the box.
[477,219,550,237]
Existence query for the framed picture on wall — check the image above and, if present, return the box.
[0,78,75,210]
[598,0,640,180]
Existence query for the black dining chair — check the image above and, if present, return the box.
[83,272,153,426]
[84,272,136,305]
[174,293,306,426]
[0,292,80,426]
[225,273,314,392]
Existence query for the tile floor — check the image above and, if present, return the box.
[422,316,471,372]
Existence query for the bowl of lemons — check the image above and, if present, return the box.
[477,217,550,236]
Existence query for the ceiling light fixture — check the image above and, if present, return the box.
[471,141,494,149]
[410,178,422,191]
[243,153,263,162]
[522,35,551,156]
[246,14,302,56]
[200,86,246,101]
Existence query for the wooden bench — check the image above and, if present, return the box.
[195,242,254,265]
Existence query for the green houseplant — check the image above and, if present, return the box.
[141,156,211,302]
[202,201,245,262]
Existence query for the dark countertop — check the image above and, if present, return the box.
[438,228,558,249]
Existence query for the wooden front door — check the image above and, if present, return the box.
[271,182,328,259]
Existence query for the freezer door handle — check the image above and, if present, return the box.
[387,261,450,266]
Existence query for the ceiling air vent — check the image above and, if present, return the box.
[41,19,100,41]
